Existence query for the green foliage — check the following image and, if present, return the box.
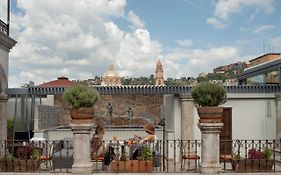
[140,147,153,161]
[3,154,15,161]
[63,84,99,109]
[263,148,273,160]
[191,82,227,107]
[31,148,40,160]
[233,153,244,160]
[7,119,14,130]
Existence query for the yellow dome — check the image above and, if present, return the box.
[101,65,121,86]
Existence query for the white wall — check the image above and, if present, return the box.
[166,93,277,141]
[225,93,276,140]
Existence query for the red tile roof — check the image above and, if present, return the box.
[36,76,74,87]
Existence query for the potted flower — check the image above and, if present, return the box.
[110,147,153,173]
[0,146,40,172]
[232,148,273,172]
[191,82,227,123]
[63,84,99,123]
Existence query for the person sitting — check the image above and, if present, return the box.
[91,123,106,160]
[132,123,156,160]
[91,122,116,170]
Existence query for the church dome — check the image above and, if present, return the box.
[101,65,121,86]
[103,65,120,77]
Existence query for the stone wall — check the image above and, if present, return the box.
[38,105,59,130]
[55,94,163,126]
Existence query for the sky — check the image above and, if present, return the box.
[0,0,281,88]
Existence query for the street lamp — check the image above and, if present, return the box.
[157,118,166,171]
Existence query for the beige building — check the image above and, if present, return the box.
[101,64,121,86]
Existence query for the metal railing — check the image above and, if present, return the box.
[1,139,281,173]
[0,20,8,35]
[90,139,202,173]
[220,139,281,173]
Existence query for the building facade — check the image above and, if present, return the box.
[0,20,16,141]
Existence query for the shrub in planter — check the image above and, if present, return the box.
[191,83,227,123]
[232,148,273,172]
[63,84,99,123]
[191,83,226,107]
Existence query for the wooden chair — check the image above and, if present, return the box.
[180,141,200,171]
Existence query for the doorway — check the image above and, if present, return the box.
[220,107,232,155]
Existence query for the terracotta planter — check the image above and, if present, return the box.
[109,160,153,173]
[197,106,223,123]
[0,159,40,172]
[70,107,95,124]
[232,159,274,172]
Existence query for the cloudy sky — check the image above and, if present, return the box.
[1,0,281,87]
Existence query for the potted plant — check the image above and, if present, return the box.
[110,147,153,173]
[191,82,227,123]
[63,84,99,123]
[0,146,41,172]
[232,148,273,172]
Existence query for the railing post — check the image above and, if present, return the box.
[71,123,93,175]
[198,123,223,174]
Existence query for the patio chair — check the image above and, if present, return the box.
[180,141,200,171]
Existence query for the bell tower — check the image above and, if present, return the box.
[155,59,164,86]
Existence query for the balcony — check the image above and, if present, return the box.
[0,20,8,35]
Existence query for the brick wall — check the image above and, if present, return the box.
[38,105,59,130]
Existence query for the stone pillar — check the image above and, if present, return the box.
[276,93,281,139]
[71,123,93,175]
[180,94,194,140]
[198,123,223,174]
[0,95,8,141]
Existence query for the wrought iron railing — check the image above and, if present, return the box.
[1,139,281,173]
[0,20,8,35]
[220,139,280,173]
[90,139,202,173]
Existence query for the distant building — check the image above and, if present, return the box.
[101,65,121,86]
[248,53,281,68]
[36,76,73,87]
[155,60,164,86]
[238,53,281,85]
[213,61,247,75]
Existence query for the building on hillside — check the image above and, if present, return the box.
[101,65,121,86]
[238,53,281,85]
[248,53,281,67]
[213,61,247,75]
[155,59,164,86]
[79,76,102,86]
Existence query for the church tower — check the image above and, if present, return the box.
[155,59,164,86]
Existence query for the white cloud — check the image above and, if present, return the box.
[254,25,275,34]
[176,39,193,47]
[214,0,274,21]
[5,0,245,87]
[207,0,275,28]
[164,46,240,78]
[127,10,145,29]
[7,0,163,87]
[206,17,226,29]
